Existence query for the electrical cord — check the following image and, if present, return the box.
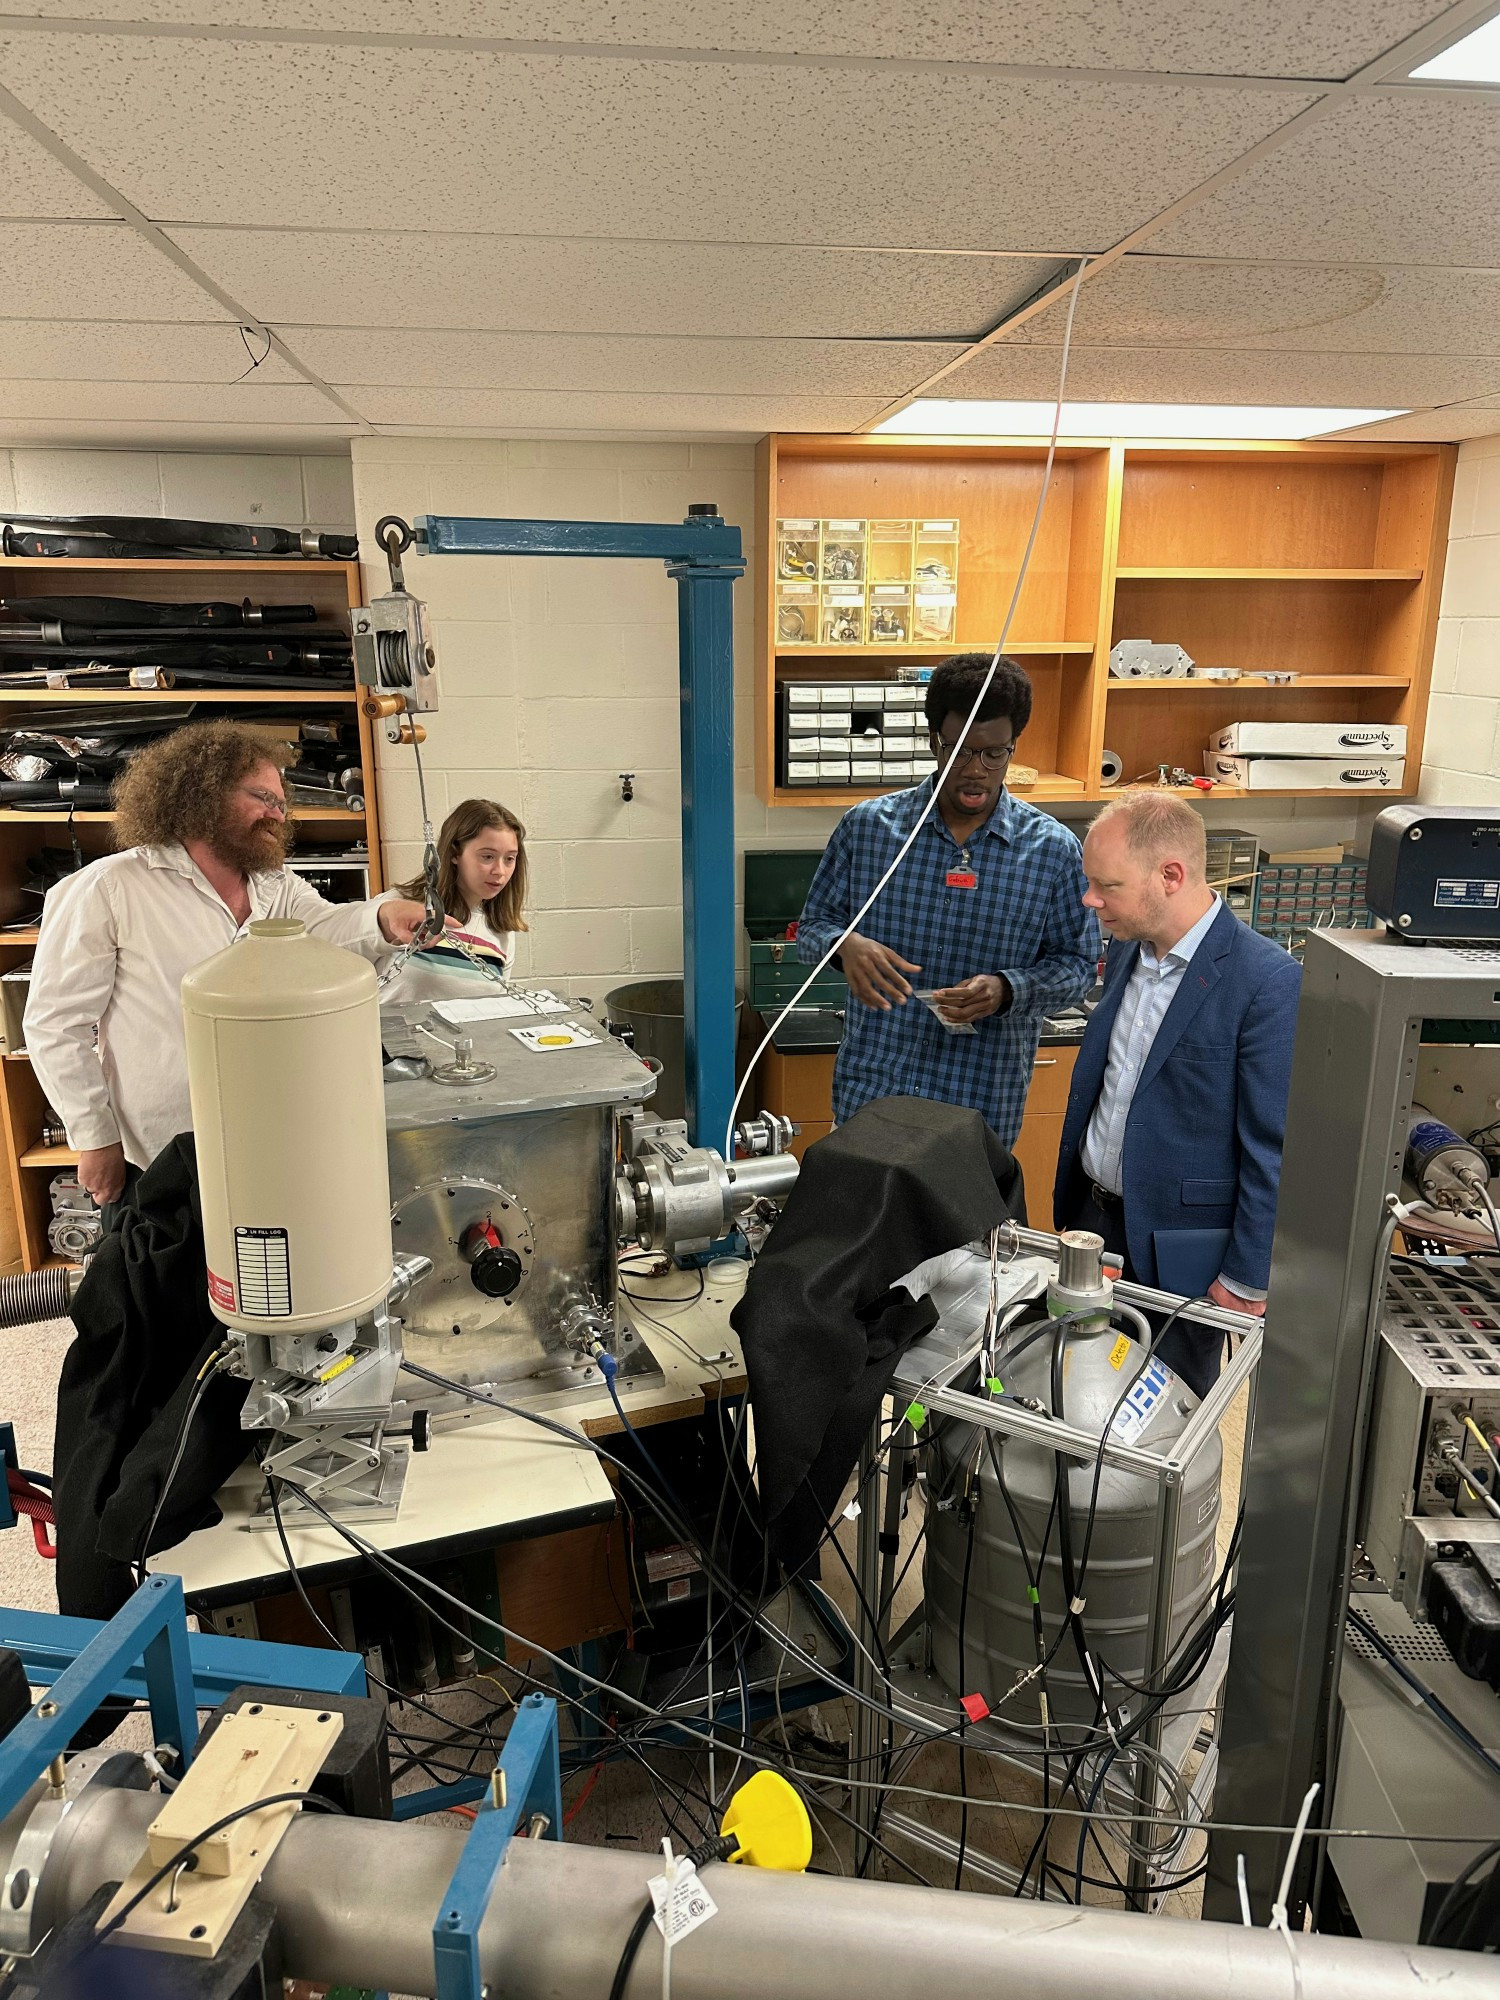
[1421,1831,1500,1948]
[132,1346,233,1586]
[86,1791,346,1954]
[1346,1604,1500,1782]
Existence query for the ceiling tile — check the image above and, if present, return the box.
[5,1,1455,79]
[0,417,360,448]
[165,228,1057,339]
[0,221,234,320]
[941,342,1500,407]
[0,36,1316,245]
[0,378,348,422]
[1338,403,1500,441]
[1149,95,1500,265]
[0,320,302,381]
[0,103,112,217]
[1009,256,1500,356]
[343,385,884,432]
[282,327,960,395]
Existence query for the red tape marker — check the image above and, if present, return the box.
[960,1692,990,1724]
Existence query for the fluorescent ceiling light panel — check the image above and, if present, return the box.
[1409,18,1500,82]
[872,401,1407,439]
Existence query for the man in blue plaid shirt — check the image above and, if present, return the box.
[796,655,1098,1151]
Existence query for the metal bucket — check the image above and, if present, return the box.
[604,979,745,1123]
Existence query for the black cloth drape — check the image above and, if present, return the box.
[53,1135,250,1628]
[731,1095,1024,1572]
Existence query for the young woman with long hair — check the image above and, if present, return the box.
[378,796,530,997]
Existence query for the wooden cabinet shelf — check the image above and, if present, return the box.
[1114,566,1424,582]
[775,640,1096,659]
[0,556,382,1274]
[755,436,1454,813]
[0,806,364,824]
[1106,674,1411,693]
[0,688,360,706]
[773,773,1088,809]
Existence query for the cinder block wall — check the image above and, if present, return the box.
[1422,436,1500,805]
[0,446,354,531]
[351,436,852,1007]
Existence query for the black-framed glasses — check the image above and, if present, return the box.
[932,736,1015,773]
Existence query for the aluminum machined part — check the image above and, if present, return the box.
[615,1115,799,1255]
[3,1782,1494,2000]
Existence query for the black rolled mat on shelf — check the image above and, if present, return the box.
[0,595,318,629]
[1,514,358,560]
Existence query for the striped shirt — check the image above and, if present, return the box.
[797,779,1099,1147]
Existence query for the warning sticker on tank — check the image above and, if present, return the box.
[233,1226,292,1317]
[1110,1357,1172,1442]
[1108,1334,1132,1371]
[206,1269,235,1311]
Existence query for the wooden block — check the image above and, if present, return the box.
[102,1702,343,1957]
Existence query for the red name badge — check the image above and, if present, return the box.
[946,869,977,889]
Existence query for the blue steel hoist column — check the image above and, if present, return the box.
[415,508,744,1150]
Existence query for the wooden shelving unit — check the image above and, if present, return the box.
[753,436,1456,809]
[0,555,382,1274]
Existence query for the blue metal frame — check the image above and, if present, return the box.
[0,1576,197,1819]
[414,511,744,1149]
[432,1691,562,2000]
[1,1603,365,1709]
[0,1581,369,1821]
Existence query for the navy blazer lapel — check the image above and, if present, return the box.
[1134,902,1236,1097]
[1074,939,1138,1105]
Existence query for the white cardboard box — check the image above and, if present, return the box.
[1209,721,1408,756]
[1204,752,1406,792]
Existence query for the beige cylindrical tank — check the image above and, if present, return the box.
[182,918,391,1336]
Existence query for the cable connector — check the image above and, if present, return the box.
[592,1343,618,1382]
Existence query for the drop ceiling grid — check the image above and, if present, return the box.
[0,34,1318,243]
[0,3,1493,443]
[0,0,1467,81]
[157,233,1065,340]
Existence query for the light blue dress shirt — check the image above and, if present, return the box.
[1080,895,1223,1196]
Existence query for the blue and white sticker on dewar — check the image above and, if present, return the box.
[1111,1357,1173,1442]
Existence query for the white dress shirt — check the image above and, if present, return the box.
[26,844,391,1168]
[1080,895,1223,1196]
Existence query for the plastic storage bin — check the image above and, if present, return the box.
[820,519,866,582]
[821,585,865,645]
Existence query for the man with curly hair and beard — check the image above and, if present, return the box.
[26,719,442,1214]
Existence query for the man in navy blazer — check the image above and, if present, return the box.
[1052,791,1301,1395]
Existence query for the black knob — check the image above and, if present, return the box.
[470,1244,524,1299]
[687,502,719,517]
[412,1409,431,1453]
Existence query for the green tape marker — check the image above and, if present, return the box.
[904,1401,926,1429]
[1027,1586,1040,1604]
[986,1376,1003,1396]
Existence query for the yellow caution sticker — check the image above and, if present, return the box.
[537,1034,571,1046]
[1108,1333,1132,1371]
[319,1353,356,1385]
